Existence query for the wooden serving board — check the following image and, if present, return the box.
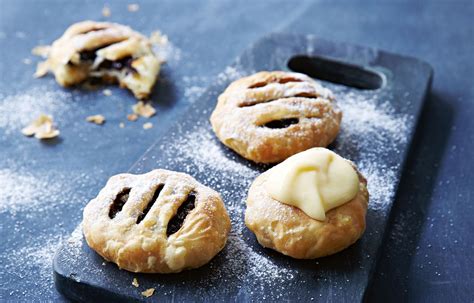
[54,34,432,302]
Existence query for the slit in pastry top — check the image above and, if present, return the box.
[166,192,196,237]
[109,187,131,219]
[136,184,165,224]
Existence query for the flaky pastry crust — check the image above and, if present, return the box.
[42,21,160,99]
[210,71,342,163]
[245,164,368,259]
[82,169,231,273]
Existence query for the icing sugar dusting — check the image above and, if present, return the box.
[159,123,256,180]
[0,166,93,215]
[150,31,182,64]
[0,87,72,135]
[182,65,254,104]
[338,91,410,145]
[1,235,62,298]
[0,169,63,214]
[329,85,411,210]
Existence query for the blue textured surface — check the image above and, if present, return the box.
[1,1,473,302]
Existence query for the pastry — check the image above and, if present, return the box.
[210,71,342,163]
[82,169,231,273]
[39,21,160,99]
[245,148,369,259]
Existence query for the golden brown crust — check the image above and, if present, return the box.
[41,21,160,99]
[245,165,368,259]
[82,169,231,273]
[210,71,342,163]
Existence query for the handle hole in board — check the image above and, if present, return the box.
[287,55,385,90]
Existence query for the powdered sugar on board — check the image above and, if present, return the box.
[182,65,254,103]
[328,84,412,210]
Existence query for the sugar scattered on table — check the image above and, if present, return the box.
[0,87,71,136]
[150,30,181,64]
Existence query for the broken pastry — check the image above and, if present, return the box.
[82,169,231,273]
[245,148,369,259]
[38,21,160,99]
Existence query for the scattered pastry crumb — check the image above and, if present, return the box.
[127,113,138,121]
[34,61,49,78]
[21,114,60,139]
[143,122,153,129]
[119,122,125,128]
[127,3,139,12]
[22,58,32,65]
[102,262,106,266]
[133,101,156,118]
[141,288,155,298]
[102,89,112,96]
[132,278,139,288]
[86,115,106,125]
[31,45,50,58]
[102,5,111,17]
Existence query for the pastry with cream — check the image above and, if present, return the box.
[210,71,341,163]
[37,21,160,100]
[82,169,231,273]
[245,148,369,259]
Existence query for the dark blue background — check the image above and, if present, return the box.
[0,1,472,302]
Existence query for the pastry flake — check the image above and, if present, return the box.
[102,6,111,17]
[127,113,138,121]
[132,101,156,118]
[210,71,341,163]
[34,61,49,78]
[86,114,106,125]
[31,45,51,58]
[143,122,153,129]
[42,21,160,100]
[22,114,60,139]
[141,288,155,297]
[265,148,359,221]
[82,169,231,273]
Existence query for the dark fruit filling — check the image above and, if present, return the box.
[109,188,131,219]
[136,184,165,224]
[166,192,196,237]
[263,118,299,129]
